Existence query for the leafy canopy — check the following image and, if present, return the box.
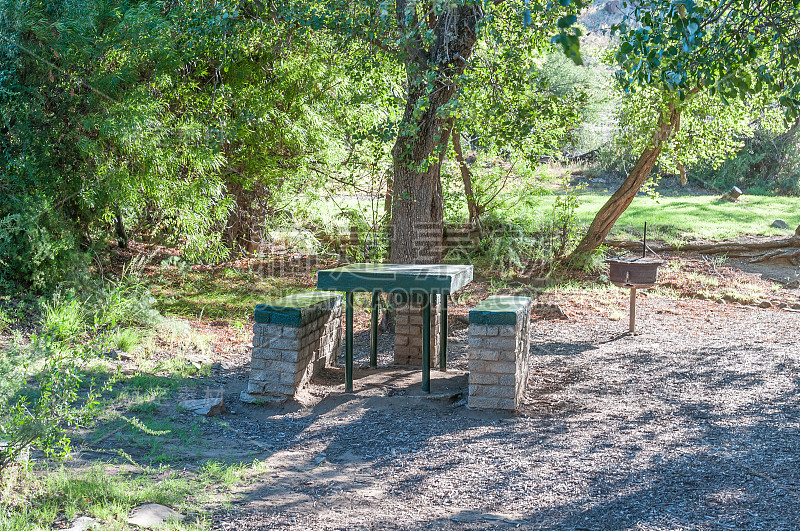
[614,0,800,114]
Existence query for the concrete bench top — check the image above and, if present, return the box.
[316,263,473,294]
[254,291,342,327]
[469,295,533,325]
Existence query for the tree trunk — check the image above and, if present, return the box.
[115,205,128,249]
[452,127,482,234]
[222,180,270,255]
[389,2,481,264]
[390,113,451,264]
[570,103,683,259]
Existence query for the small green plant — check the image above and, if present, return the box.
[110,328,142,353]
[42,298,87,341]
[0,348,110,473]
[0,307,9,335]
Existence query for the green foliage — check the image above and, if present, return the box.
[0,271,163,474]
[539,50,618,152]
[613,0,800,117]
[695,119,800,195]
[0,198,85,294]
[455,14,591,161]
[469,178,586,277]
[0,340,109,473]
[41,299,86,343]
[109,328,142,353]
[609,87,755,182]
[0,464,212,529]
[0,0,349,291]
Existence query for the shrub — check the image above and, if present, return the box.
[0,271,162,474]
[0,350,107,472]
[0,197,87,295]
[694,123,800,196]
[470,182,588,278]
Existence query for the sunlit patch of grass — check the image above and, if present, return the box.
[663,259,685,272]
[543,279,610,294]
[151,271,309,324]
[0,462,237,530]
[109,328,143,353]
[648,285,681,299]
[508,193,800,243]
[719,289,758,305]
[42,298,86,340]
[199,460,246,488]
[686,272,720,287]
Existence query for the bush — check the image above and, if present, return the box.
[694,123,800,196]
[0,197,87,295]
[0,271,162,474]
[0,349,106,472]
[470,182,587,277]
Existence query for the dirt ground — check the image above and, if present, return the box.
[72,253,800,530]
[123,268,797,530]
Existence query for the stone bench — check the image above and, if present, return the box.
[241,291,343,403]
[467,295,533,410]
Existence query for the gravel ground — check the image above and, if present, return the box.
[211,296,800,530]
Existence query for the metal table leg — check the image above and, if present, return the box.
[439,292,447,371]
[422,293,431,393]
[370,291,379,368]
[345,291,354,392]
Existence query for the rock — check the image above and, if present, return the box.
[532,303,568,320]
[771,219,789,229]
[604,0,622,13]
[778,302,789,309]
[66,516,101,531]
[759,300,773,308]
[104,349,133,361]
[791,303,800,310]
[178,396,225,416]
[720,186,743,202]
[128,504,185,528]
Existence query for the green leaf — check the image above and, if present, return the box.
[557,15,577,29]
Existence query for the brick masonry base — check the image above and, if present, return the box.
[241,303,342,402]
[467,313,532,411]
[393,295,440,367]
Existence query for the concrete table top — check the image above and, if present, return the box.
[316,263,473,294]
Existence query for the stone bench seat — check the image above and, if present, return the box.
[242,291,343,403]
[468,295,533,410]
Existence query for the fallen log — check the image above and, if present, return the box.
[605,236,800,264]
[750,248,800,266]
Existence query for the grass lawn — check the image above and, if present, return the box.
[305,191,800,245]
[495,192,800,243]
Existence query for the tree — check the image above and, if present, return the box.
[281,0,585,263]
[570,0,800,259]
[451,43,590,231]
[0,0,346,290]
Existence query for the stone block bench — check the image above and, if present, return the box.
[467,295,533,410]
[241,291,343,403]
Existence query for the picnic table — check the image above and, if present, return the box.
[316,263,474,393]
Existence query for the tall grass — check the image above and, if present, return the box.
[1,269,165,477]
